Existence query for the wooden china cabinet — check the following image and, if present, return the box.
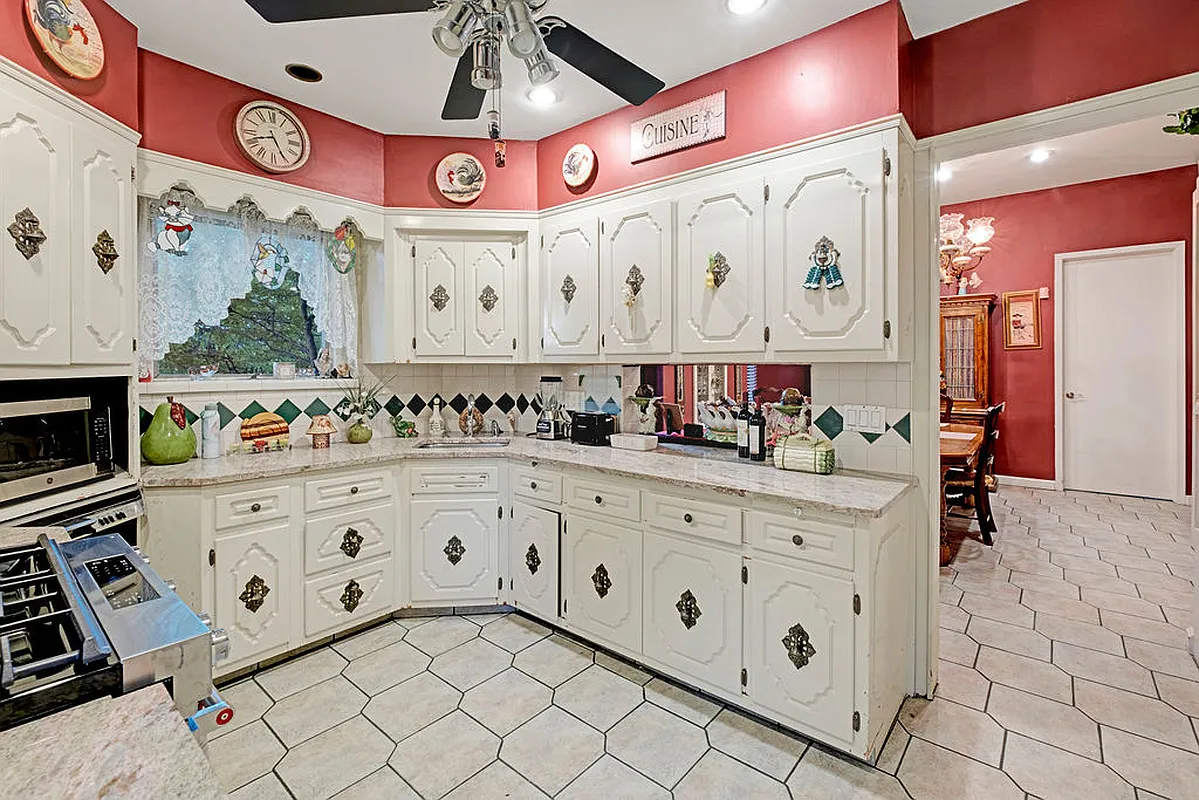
[939,294,995,424]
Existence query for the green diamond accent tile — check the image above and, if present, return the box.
[138,407,152,434]
[240,401,267,420]
[892,413,911,443]
[304,398,331,418]
[183,406,198,426]
[860,432,883,444]
[275,400,303,425]
[814,407,844,440]
[217,403,237,429]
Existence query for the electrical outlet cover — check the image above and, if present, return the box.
[843,404,887,435]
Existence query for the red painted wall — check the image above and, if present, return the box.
[910,0,1199,138]
[0,0,139,131]
[942,166,1196,483]
[139,51,385,204]
[384,136,538,210]
[536,2,905,209]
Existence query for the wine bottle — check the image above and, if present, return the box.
[749,401,767,462]
[736,395,751,459]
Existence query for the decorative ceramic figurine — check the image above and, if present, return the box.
[239,412,290,453]
[140,397,196,465]
[428,397,447,437]
[307,415,337,449]
[391,416,417,438]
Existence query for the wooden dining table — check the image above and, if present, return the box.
[939,422,986,567]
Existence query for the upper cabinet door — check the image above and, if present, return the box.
[767,143,886,353]
[599,200,673,356]
[0,86,72,365]
[71,127,134,364]
[464,241,518,358]
[676,179,766,354]
[414,240,465,358]
[542,215,599,357]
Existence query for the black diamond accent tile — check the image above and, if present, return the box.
[893,413,911,443]
[495,393,516,414]
[385,395,405,417]
[516,394,529,414]
[406,394,426,416]
[449,394,468,414]
[217,403,237,429]
[240,401,267,420]
[139,407,152,434]
[475,393,493,414]
[304,398,331,418]
[814,407,844,440]
[860,431,883,444]
[275,400,302,425]
[531,396,543,415]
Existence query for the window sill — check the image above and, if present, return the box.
[140,377,349,395]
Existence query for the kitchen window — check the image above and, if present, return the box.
[137,186,375,380]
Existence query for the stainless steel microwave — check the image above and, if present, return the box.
[0,397,114,504]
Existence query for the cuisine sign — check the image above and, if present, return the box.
[630,91,726,163]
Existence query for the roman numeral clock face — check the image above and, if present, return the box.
[235,101,311,174]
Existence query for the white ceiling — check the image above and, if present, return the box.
[109,0,1024,139]
[939,115,1199,205]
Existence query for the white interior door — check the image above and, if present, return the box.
[1058,242,1186,500]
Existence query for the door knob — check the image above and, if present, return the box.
[1065,392,1076,399]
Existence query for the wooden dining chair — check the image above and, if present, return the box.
[940,392,954,423]
[944,403,1002,545]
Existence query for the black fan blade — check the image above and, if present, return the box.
[542,18,665,106]
[245,0,437,23]
[442,52,486,121]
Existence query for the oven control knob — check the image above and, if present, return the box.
[199,612,213,629]
[211,628,231,664]
[165,580,177,593]
[131,546,150,564]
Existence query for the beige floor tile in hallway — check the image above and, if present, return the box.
[206,488,1197,799]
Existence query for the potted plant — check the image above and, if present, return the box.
[339,379,386,444]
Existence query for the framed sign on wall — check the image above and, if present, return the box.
[630,91,726,163]
[1002,290,1042,349]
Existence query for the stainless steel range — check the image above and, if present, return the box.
[0,533,232,740]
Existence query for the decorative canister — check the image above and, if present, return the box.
[140,396,197,465]
[307,414,337,449]
[200,403,221,459]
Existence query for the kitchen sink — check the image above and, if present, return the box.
[415,438,510,449]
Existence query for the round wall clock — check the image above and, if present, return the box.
[562,143,596,188]
[436,153,487,204]
[25,0,105,81]
[234,100,312,174]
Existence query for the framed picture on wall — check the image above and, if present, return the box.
[1002,290,1042,349]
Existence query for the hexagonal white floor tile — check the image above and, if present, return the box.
[342,641,431,696]
[430,637,513,691]
[898,738,1022,800]
[389,711,499,799]
[676,749,790,798]
[1001,733,1135,800]
[402,615,480,656]
[787,746,909,799]
[644,677,721,726]
[554,665,644,731]
[706,708,808,780]
[480,614,553,653]
[263,675,367,747]
[363,671,462,743]
[558,755,670,799]
[211,679,273,740]
[275,716,396,800]
[500,706,605,795]
[205,720,286,793]
[513,635,593,687]
[606,702,708,789]
[443,761,548,800]
[460,668,553,736]
[329,768,420,799]
[330,622,407,660]
[256,648,347,701]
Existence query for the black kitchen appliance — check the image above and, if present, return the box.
[570,412,615,446]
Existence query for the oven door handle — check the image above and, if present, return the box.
[40,534,114,665]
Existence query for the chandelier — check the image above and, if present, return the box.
[939,213,996,295]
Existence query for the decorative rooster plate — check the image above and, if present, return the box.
[25,0,105,80]
[436,153,487,204]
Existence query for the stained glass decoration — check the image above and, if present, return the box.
[251,235,292,288]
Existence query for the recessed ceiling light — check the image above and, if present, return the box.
[1029,148,1052,164]
[727,0,766,15]
[527,85,559,107]
[936,165,953,183]
[285,63,323,83]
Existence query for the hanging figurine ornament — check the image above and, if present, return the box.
[803,236,845,290]
[623,264,644,308]
[327,221,359,274]
[146,200,196,257]
[706,252,730,289]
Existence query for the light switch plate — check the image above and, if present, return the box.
[844,404,887,435]
[1039,286,1050,299]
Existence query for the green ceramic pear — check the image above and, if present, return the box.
[141,396,197,465]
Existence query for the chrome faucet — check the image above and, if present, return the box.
[490,419,502,437]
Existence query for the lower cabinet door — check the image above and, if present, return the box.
[214,522,292,667]
[410,497,499,604]
[642,531,742,693]
[563,514,641,652]
[304,558,394,638]
[509,501,560,621]
[747,558,856,742]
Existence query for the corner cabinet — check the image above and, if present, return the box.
[542,214,600,358]
[409,497,501,604]
[413,238,519,360]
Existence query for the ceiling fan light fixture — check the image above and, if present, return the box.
[527,85,559,106]
[525,47,560,86]
[433,0,478,57]
[726,0,767,15]
[504,0,543,58]
[471,37,503,91]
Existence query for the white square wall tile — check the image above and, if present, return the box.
[839,364,867,380]
[866,363,897,381]
[809,363,839,381]
[866,380,897,408]
[839,379,867,404]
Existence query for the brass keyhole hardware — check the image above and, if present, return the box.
[782,621,816,670]
[8,208,46,260]
[479,284,499,313]
[340,527,364,559]
[431,284,450,312]
[592,563,611,598]
[341,579,363,613]
[525,543,541,575]
[239,575,270,613]
[561,274,577,304]
[92,230,119,274]
[676,589,702,630]
[792,535,804,547]
[250,502,262,513]
[445,535,466,566]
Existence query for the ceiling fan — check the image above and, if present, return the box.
[244,1,666,130]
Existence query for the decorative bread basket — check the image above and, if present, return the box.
[772,434,836,475]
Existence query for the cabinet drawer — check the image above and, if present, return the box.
[512,466,562,505]
[304,502,395,576]
[214,485,290,531]
[643,492,741,546]
[304,557,394,638]
[563,476,640,522]
[410,465,499,495]
[747,510,854,571]
[305,469,394,512]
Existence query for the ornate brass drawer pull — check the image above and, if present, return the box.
[561,274,577,304]
[525,543,541,575]
[340,527,364,558]
[706,251,730,289]
[676,589,702,630]
[479,284,499,313]
[625,264,645,298]
[782,621,816,669]
[445,535,466,565]
[592,563,611,598]
[92,230,119,274]
[239,574,270,613]
[431,284,450,312]
[341,579,363,613]
[8,208,46,260]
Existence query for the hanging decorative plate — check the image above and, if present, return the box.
[436,152,487,204]
[562,143,596,188]
[25,0,105,80]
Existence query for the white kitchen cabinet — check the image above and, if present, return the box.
[542,214,600,357]
[214,521,293,668]
[0,83,72,365]
[304,557,394,637]
[413,238,518,359]
[563,513,641,652]
[675,178,766,355]
[465,241,519,357]
[766,139,888,353]
[746,557,856,743]
[304,501,394,575]
[599,199,673,356]
[413,239,466,357]
[410,497,500,604]
[71,126,134,364]
[509,501,560,620]
[642,531,742,694]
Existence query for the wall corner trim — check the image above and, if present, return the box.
[0,54,141,144]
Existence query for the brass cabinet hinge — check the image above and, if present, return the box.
[853,593,861,615]
[498,506,504,520]
[883,152,892,177]
[764,326,771,345]
[601,334,606,349]
[883,320,891,340]
[562,599,568,614]
[132,338,138,352]
[412,337,417,350]
[411,245,416,258]
[764,184,770,203]
[208,548,215,567]
[498,576,503,592]
[853,711,861,732]
[741,564,748,584]
[131,165,136,182]
[512,338,517,351]
[512,246,516,259]
[741,668,748,687]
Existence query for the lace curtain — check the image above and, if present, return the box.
[138,186,372,376]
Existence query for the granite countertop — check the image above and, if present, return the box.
[142,437,913,517]
[0,684,225,799]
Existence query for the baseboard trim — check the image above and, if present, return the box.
[996,475,1058,491]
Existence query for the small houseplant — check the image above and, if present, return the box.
[339,379,386,444]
